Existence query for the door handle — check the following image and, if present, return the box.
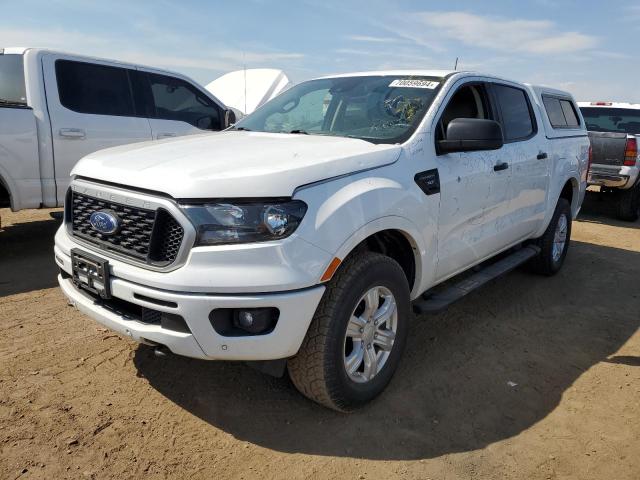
[59,128,86,139]
[156,133,177,139]
[493,162,509,172]
[537,152,548,160]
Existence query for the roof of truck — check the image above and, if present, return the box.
[577,101,640,110]
[317,69,457,79]
[316,70,575,97]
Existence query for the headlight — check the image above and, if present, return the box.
[182,200,307,246]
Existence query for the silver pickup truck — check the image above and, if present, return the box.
[578,102,640,221]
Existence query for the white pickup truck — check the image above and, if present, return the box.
[0,47,234,217]
[55,70,589,411]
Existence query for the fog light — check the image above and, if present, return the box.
[209,307,279,336]
[237,310,255,329]
[233,308,278,334]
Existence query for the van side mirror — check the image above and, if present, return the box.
[224,109,236,129]
[438,118,504,154]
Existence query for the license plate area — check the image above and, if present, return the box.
[71,248,111,299]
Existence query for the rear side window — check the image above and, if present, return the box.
[542,95,580,128]
[146,72,221,130]
[560,100,580,127]
[0,54,27,105]
[493,84,535,141]
[56,60,135,116]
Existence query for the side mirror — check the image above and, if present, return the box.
[224,109,236,129]
[438,118,504,154]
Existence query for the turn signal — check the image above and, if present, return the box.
[320,257,342,282]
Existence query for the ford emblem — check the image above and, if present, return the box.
[89,210,120,235]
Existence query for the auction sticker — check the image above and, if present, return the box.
[389,79,440,89]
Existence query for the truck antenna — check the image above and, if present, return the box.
[243,53,247,115]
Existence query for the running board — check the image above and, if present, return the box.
[412,245,541,315]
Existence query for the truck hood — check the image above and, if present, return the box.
[72,131,401,198]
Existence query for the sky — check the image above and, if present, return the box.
[2,0,639,102]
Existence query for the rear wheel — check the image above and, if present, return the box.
[528,198,572,276]
[288,251,410,412]
[616,185,640,222]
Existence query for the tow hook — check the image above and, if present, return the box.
[153,346,171,358]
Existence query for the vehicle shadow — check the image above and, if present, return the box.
[133,239,640,460]
[578,190,640,229]
[0,216,61,297]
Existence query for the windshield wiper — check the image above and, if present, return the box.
[288,129,308,135]
[233,126,252,131]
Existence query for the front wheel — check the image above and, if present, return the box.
[288,251,410,412]
[528,198,572,276]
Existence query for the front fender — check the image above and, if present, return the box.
[294,168,434,299]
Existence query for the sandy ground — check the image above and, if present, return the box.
[0,193,639,480]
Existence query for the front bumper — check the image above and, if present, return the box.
[56,249,326,361]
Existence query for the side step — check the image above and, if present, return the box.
[412,245,541,315]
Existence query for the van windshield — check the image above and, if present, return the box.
[580,107,640,135]
[0,54,27,106]
[234,76,443,144]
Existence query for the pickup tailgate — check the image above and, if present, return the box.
[588,131,628,166]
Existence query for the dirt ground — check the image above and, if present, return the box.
[0,193,638,480]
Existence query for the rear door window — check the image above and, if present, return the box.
[146,72,222,130]
[0,54,27,105]
[56,60,135,116]
[493,84,535,141]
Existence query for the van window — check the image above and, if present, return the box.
[542,95,580,128]
[493,84,534,141]
[56,60,135,116]
[146,73,221,130]
[0,54,27,105]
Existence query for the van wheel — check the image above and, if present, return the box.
[616,186,640,222]
[528,198,572,276]
[288,251,410,412]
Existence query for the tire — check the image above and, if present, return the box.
[528,198,572,276]
[288,251,410,412]
[616,185,640,222]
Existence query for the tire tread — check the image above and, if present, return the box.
[288,251,405,411]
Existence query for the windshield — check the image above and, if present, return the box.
[234,75,443,144]
[0,54,27,105]
[580,107,640,135]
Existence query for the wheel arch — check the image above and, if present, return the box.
[0,171,16,210]
[329,217,426,299]
[534,175,581,238]
[559,176,580,216]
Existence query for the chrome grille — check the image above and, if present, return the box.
[70,191,184,266]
